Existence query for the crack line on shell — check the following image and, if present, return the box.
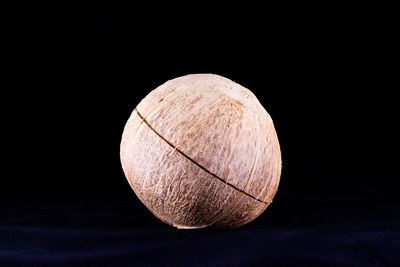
[135,108,269,205]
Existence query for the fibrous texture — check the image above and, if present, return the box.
[120,74,282,229]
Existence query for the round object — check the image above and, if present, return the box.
[120,74,281,229]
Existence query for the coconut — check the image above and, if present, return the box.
[120,74,281,229]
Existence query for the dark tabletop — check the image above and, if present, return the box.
[1,174,399,266]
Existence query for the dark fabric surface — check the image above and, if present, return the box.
[1,176,399,267]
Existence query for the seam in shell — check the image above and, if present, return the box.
[135,108,269,205]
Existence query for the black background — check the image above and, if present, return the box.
[2,6,398,266]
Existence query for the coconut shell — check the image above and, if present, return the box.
[120,74,282,229]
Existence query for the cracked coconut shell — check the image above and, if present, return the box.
[120,74,282,229]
